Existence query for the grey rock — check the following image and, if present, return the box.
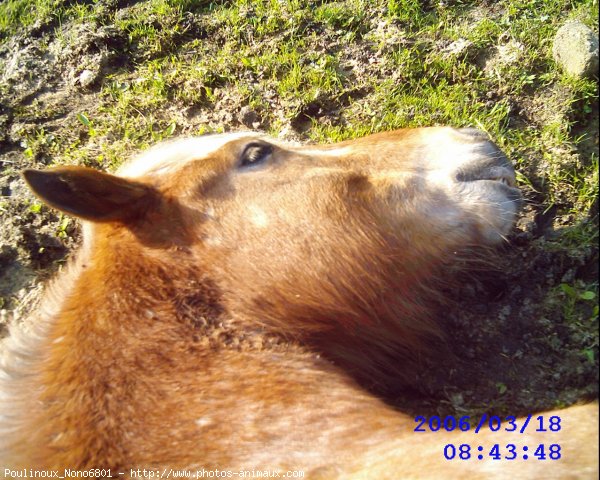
[553,21,599,78]
[238,106,260,128]
[78,69,97,88]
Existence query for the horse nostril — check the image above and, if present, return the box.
[456,165,517,187]
[453,137,518,188]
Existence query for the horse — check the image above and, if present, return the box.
[1,127,597,478]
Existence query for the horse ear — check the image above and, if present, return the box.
[22,166,157,222]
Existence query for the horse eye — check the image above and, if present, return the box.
[240,143,273,168]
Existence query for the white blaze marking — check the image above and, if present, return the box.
[195,417,213,427]
[248,205,269,228]
[204,206,215,219]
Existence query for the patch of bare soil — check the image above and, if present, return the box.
[396,226,598,416]
[0,2,598,420]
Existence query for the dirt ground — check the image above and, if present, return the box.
[0,1,598,419]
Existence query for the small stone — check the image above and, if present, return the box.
[499,305,512,319]
[238,106,260,128]
[497,40,524,65]
[278,124,295,140]
[442,38,472,57]
[553,21,599,79]
[0,309,9,326]
[78,69,97,88]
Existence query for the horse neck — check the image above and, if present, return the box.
[1,227,225,467]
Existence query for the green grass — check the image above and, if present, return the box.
[550,280,599,363]
[3,0,598,218]
[0,0,57,38]
[1,0,598,407]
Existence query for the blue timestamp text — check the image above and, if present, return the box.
[443,443,562,461]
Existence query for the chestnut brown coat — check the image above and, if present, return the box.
[0,128,597,478]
